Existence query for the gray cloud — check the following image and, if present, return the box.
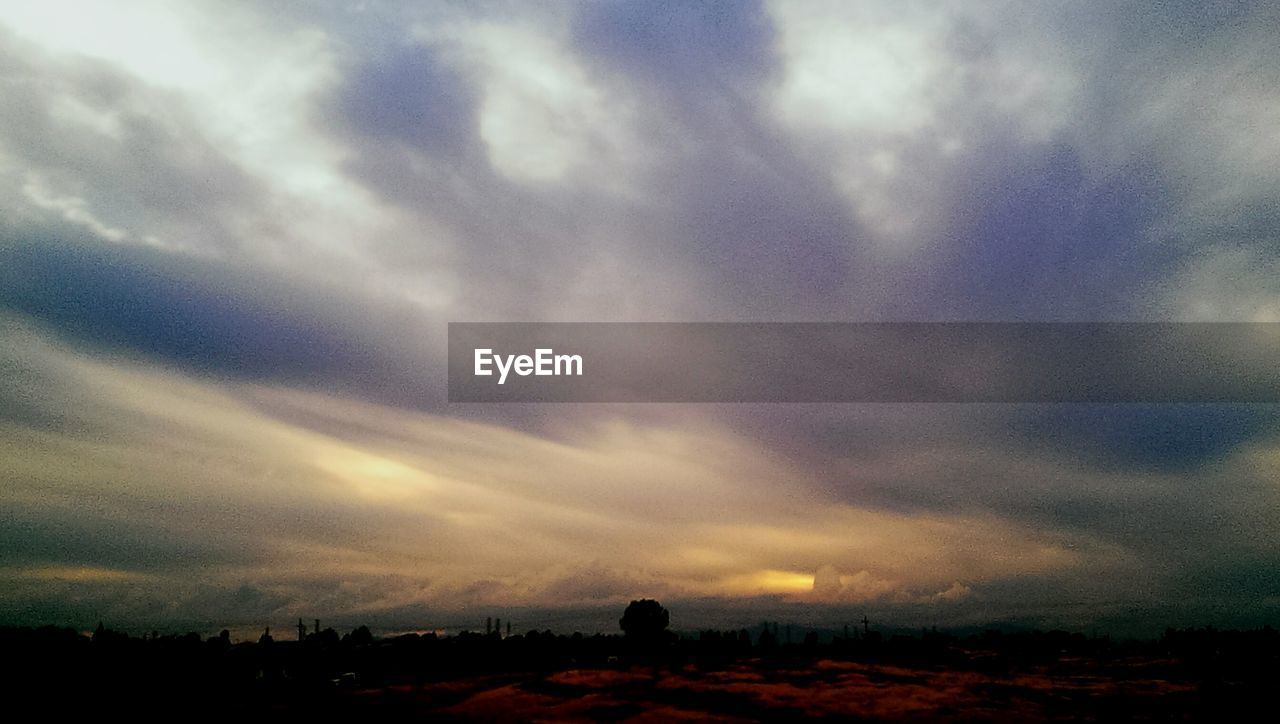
[1,0,1279,635]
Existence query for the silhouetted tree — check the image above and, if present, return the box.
[619,599,669,641]
[314,627,340,647]
[758,628,778,653]
[346,625,374,646]
[207,629,231,652]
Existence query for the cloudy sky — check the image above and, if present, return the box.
[2,0,1279,637]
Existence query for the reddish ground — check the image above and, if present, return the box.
[342,657,1200,721]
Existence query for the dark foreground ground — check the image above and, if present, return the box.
[3,625,1274,720]
[340,658,1203,722]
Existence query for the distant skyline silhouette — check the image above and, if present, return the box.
[5,602,1276,720]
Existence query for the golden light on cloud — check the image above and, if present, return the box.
[720,569,816,596]
[0,316,1127,621]
[312,446,441,502]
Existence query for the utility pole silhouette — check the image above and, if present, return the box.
[862,615,870,636]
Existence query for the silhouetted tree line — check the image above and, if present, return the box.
[1,605,1276,716]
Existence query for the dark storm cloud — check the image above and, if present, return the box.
[1013,405,1280,473]
[702,398,1280,597]
[212,0,1280,329]
[323,44,580,319]
[334,41,479,163]
[924,147,1176,319]
[572,0,775,92]
[0,500,266,572]
[0,232,381,382]
[637,142,860,317]
[323,3,865,322]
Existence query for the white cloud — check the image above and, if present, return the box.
[1156,246,1280,321]
[769,2,948,138]
[21,172,128,242]
[0,0,438,305]
[766,0,1081,253]
[415,19,645,190]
